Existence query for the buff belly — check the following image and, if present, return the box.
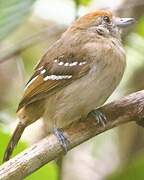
[43,60,125,132]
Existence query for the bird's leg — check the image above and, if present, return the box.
[53,128,69,153]
[88,109,107,127]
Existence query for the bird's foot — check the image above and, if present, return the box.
[88,110,107,127]
[54,128,69,153]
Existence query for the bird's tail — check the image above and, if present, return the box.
[3,122,26,163]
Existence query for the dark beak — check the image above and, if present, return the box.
[114,17,135,27]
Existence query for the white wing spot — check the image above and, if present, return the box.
[56,60,78,67]
[64,62,69,66]
[79,61,87,66]
[40,69,46,74]
[69,62,78,66]
[44,75,72,81]
[24,75,39,90]
[37,66,43,70]
[58,61,64,66]
[54,59,58,63]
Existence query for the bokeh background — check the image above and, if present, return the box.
[0,0,144,179]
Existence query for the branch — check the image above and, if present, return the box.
[0,90,144,180]
[0,25,65,64]
[1,0,143,64]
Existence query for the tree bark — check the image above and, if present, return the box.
[0,90,144,180]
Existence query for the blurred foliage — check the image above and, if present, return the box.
[21,45,43,75]
[0,0,59,179]
[73,0,92,6]
[26,162,58,180]
[0,126,27,162]
[107,17,144,180]
[107,152,144,180]
[0,126,58,180]
[0,0,144,179]
[0,0,36,40]
[136,17,144,37]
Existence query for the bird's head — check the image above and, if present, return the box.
[67,10,135,39]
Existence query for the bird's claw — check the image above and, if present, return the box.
[54,128,69,153]
[88,110,107,127]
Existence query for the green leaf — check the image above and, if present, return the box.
[0,0,36,40]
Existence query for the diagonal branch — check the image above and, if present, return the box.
[0,25,65,64]
[0,90,144,180]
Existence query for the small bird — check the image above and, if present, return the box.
[3,10,134,162]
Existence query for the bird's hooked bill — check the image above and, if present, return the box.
[114,17,135,27]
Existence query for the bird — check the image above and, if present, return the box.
[3,10,134,162]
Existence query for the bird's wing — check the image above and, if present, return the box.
[17,51,90,111]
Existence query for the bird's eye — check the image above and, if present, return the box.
[103,16,111,23]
